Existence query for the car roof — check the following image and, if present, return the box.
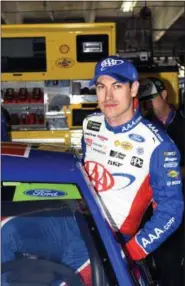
[1,143,82,184]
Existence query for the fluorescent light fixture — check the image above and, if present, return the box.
[121,0,137,12]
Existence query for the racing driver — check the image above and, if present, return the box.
[81,55,184,262]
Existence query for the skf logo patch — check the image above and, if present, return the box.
[114,140,133,150]
[108,160,123,167]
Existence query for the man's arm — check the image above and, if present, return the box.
[125,141,184,260]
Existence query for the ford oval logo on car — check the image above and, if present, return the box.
[129,134,145,143]
[24,189,67,197]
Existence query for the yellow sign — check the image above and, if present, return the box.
[56,58,74,68]
[114,140,133,150]
[1,23,116,81]
[60,45,70,54]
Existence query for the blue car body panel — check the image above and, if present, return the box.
[1,143,135,286]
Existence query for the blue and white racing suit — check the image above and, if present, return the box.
[82,107,184,260]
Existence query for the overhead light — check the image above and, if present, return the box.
[121,1,137,12]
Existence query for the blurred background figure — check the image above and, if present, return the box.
[138,77,184,286]
[1,106,11,141]
[138,77,184,176]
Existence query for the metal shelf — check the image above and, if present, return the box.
[12,124,46,130]
[2,103,44,109]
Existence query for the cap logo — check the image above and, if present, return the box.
[100,58,124,71]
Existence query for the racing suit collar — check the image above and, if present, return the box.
[104,107,142,134]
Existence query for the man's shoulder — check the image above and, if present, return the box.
[171,108,185,126]
[84,112,104,122]
[141,117,173,145]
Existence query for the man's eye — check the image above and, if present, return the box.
[97,85,104,90]
[114,84,122,89]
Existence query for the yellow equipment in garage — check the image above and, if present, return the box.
[1,23,116,147]
[1,23,180,148]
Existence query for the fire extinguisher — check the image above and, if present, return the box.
[31,88,43,103]
[4,88,16,103]
[18,88,29,103]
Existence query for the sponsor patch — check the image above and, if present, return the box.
[85,161,135,192]
[167,180,181,186]
[85,138,93,146]
[167,170,179,178]
[108,160,123,167]
[92,148,106,155]
[85,132,96,137]
[97,135,108,141]
[141,217,175,248]
[122,116,142,132]
[130,156,143,168]
[128,133,145,143]
[165,157,177,162]
[147,123,163,142]
[164,151,176,156]
[136,147,144,155]
[110,150,126,160]
[164,162,178,168]
[87,121,101,132]
[93,142,107,150]
[115,140,133,150]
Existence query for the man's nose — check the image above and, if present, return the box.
[105,88,113,101]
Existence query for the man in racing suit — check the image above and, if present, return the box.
[81,56,184,262]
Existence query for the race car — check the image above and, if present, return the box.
[1,142,151,286]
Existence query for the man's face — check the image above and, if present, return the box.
[96,75,138,123]
[141,95,166,119]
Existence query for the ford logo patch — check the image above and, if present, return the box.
[24,189,67,197]
[129,134,145,143]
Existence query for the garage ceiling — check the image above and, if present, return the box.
[1,1,185,57]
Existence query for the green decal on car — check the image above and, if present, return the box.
[13,183,81,201]
[3,182,21,186]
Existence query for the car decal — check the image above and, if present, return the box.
[2,143,31,158]
[12,183,81,201]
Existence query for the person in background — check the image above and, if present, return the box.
[1,106,11,141]
[81,56,184,283]
[138,77,184,286]
[138,77,184,178]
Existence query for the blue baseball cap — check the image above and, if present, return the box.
[89,56,138,87]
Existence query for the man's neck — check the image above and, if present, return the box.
[106,109,135,127]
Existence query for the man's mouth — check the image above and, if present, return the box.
[104,103,118,108]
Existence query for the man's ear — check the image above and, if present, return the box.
[160,90,167,100]
[131,81,139,98]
